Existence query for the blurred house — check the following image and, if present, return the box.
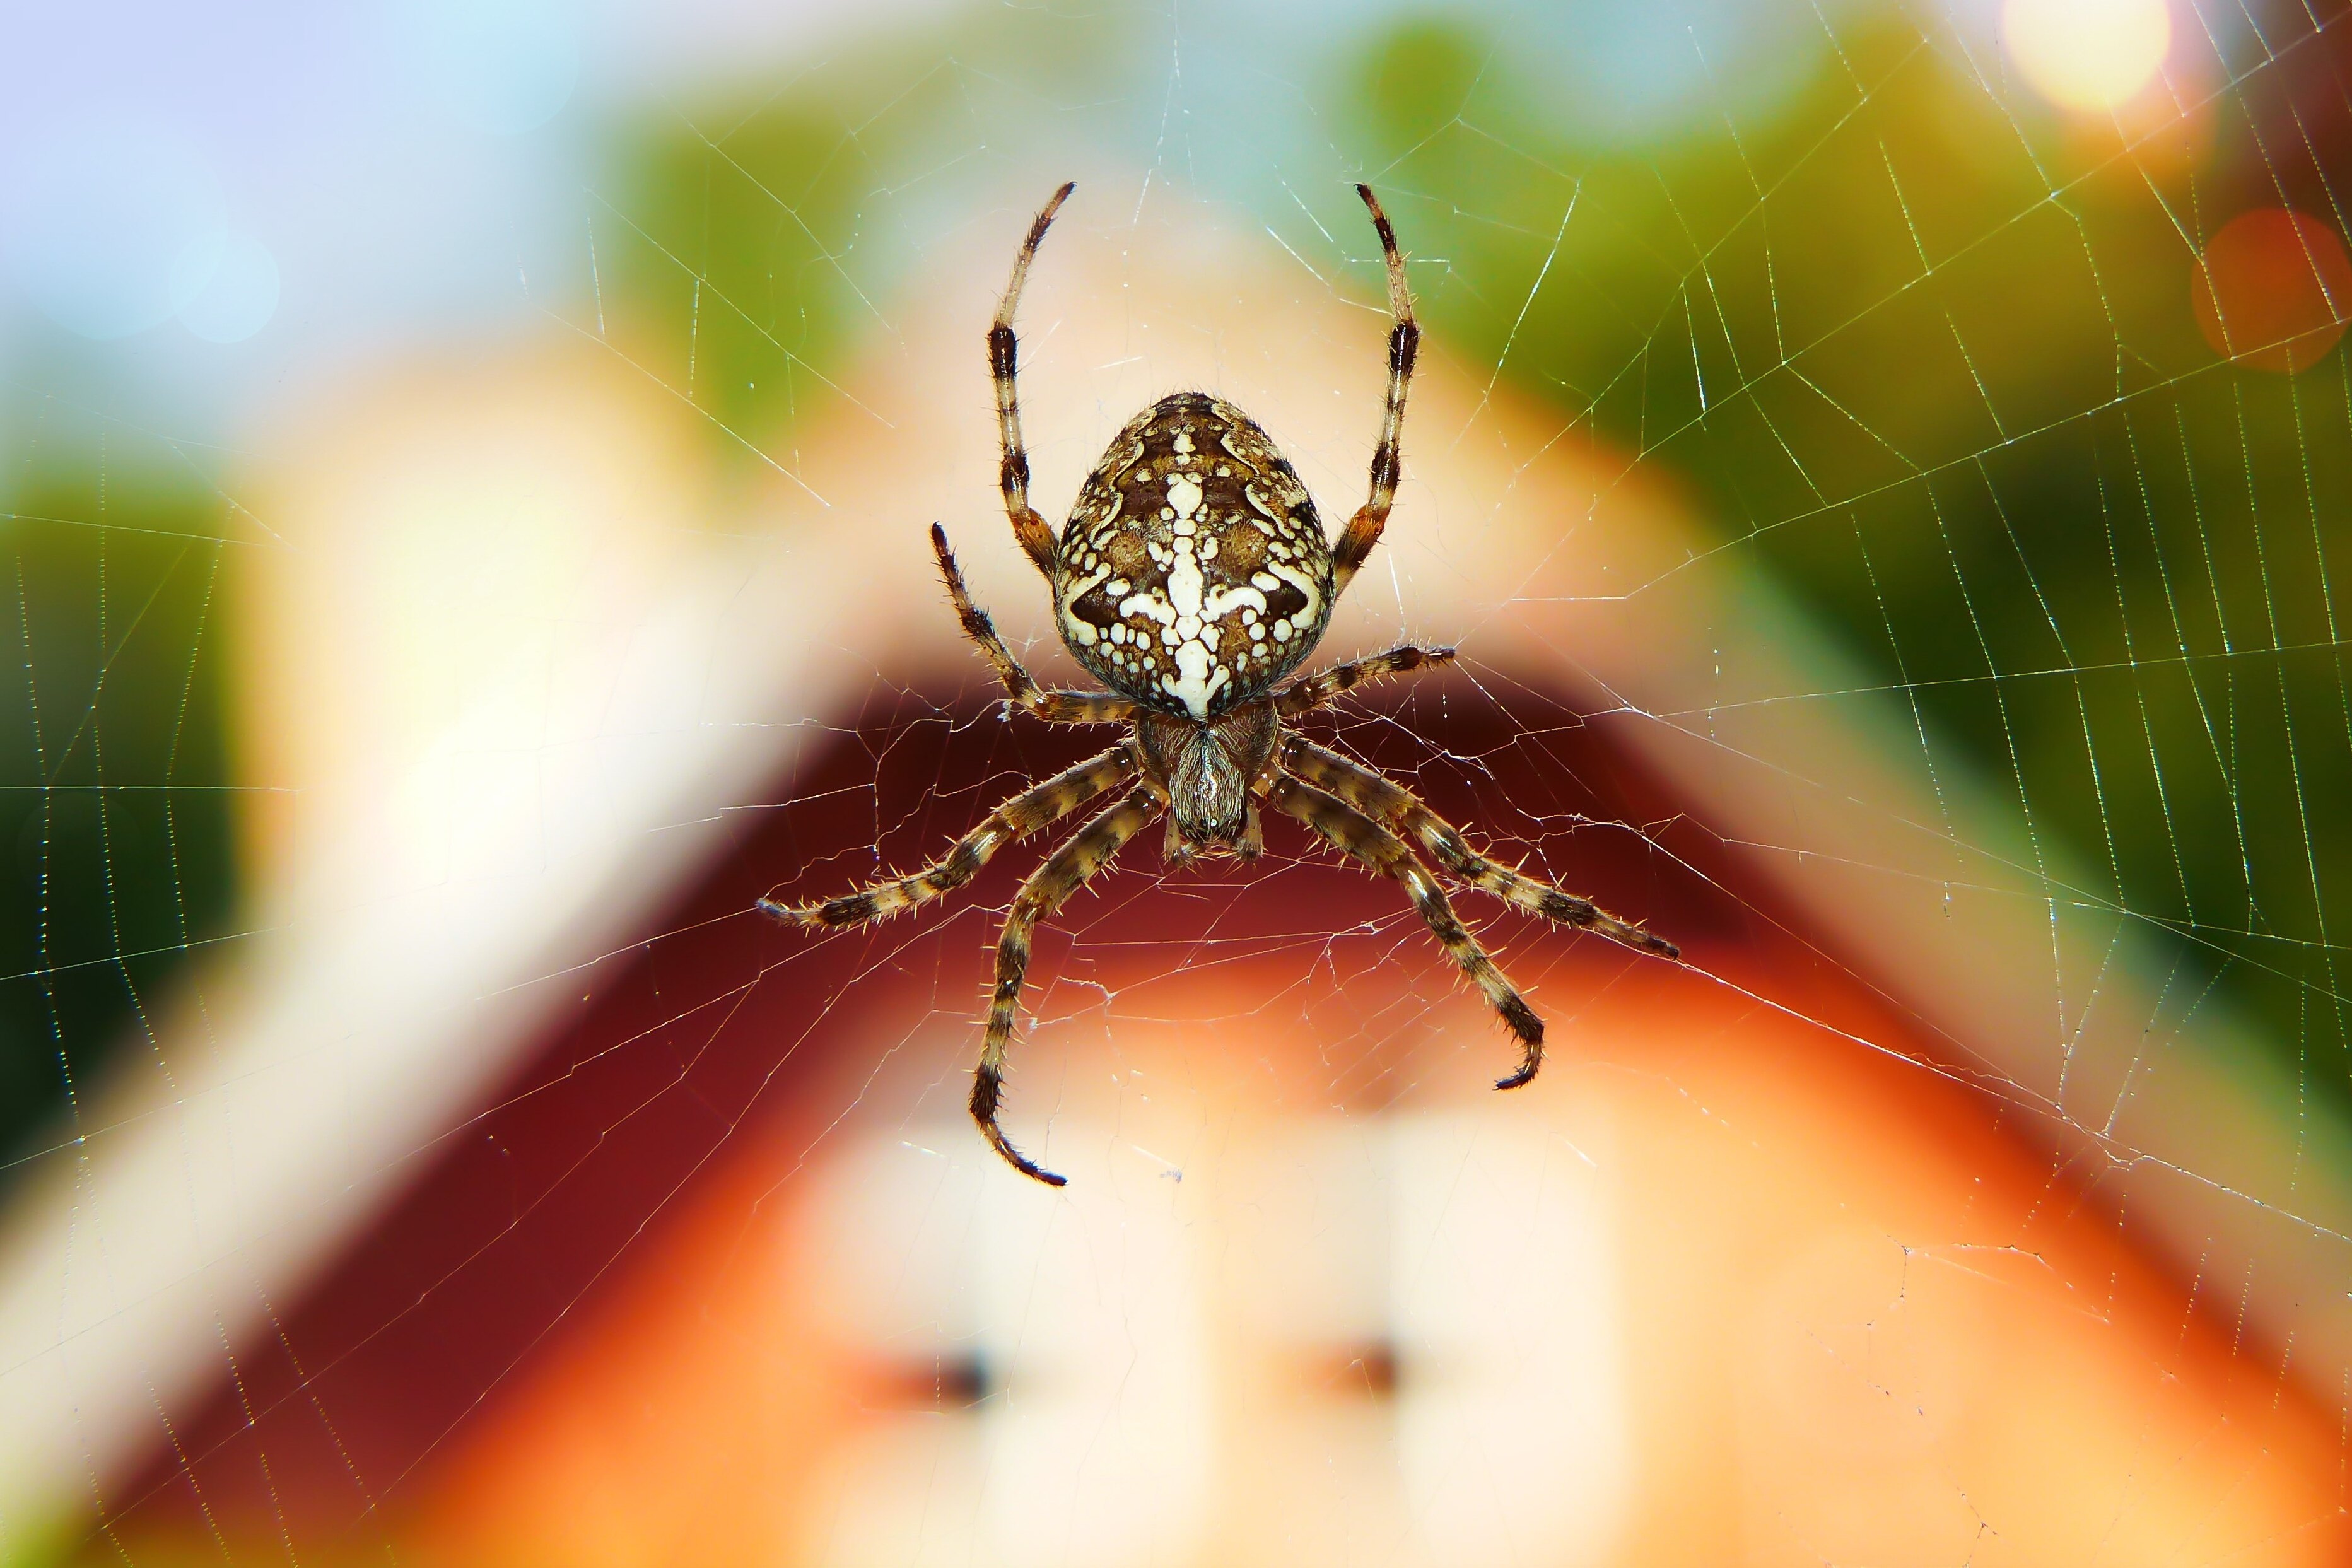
[7,186,2346,1566]
[7,1,2352,1563]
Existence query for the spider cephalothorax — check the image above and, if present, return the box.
[763,183,1678,1186]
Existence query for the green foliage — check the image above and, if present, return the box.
[605,97,881,452]
[0,450,238,1170]
[600,6,1137,461]
[1347,14,2352,1111]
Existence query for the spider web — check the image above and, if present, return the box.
[6,0,2352,1561]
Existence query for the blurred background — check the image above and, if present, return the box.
[6,0,2352,1562]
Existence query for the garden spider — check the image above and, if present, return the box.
[762,182,1678,1185]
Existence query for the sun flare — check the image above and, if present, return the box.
[2002,0,2171,111]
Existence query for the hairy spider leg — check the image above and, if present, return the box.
[760,744,1138,928]
[930,524,1135,724]
[1281,736,1680,959]
[1274,643,1455,717]
[991,182,1075,580]
[976,783,1162,1185]
[1269,773,1545,1090]
[1330,184,1420,601]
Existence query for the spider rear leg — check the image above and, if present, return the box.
[991,183,1075,579]
[977,785,1162,1186]
[1275,643,1454,718]
[1268,774,1544,1091]
[759,743,1137,928]
[932,525,1135,725]
[1331,184,1419,601]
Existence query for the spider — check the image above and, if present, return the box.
[762,182,1678,1186]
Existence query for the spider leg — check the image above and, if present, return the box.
[1275,643,1454,717]
[1268,773,1545,1091]
[759,743,1138,928]
[992,182,1075,580]
[1331,185,1419,601]
[1282,737,1680,960]
[976,783,1161,1186]
[930,525,1133,723]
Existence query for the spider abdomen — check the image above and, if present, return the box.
[1054,392,1335,718]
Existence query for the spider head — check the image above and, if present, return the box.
[1138,703,1279,858]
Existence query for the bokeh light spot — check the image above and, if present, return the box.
[3,120,225,341]
[175,231,281,344]
[410,0,581,135]
[2192,208,2352,374]
[2002,0,2171,112]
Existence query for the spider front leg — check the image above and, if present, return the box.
[1331,184,1419,602]
[1268,773,1546,1091]
[1282,737,1679,960]
[976,785,1162,1186]
[759,744,1137,928]
[990,182,1075,580]
[1275,643,1454,718]
[932,524,1135,725]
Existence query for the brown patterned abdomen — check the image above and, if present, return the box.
[1054,392,1334,718]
